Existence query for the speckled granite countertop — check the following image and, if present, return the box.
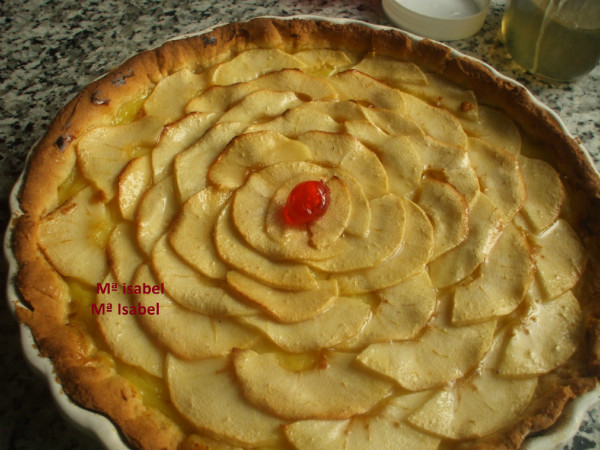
[1,1,599,449]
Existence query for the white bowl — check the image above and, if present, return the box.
[382,0,491,40]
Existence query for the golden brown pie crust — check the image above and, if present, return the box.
[10,17,600,450]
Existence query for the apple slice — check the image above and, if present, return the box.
[169,187,230,279]
[185,83,258,114]
[175,121,247,201]
[408,369,537,439]
[38,187,109,285]
[358,319,496,391]
[329,69,406,111]
[353,56,427,86]
[96,273,165,377]
[227,271,337,323]
[306,194,405,273]
[517,155,565,233]
[136,176,179,255]
[214,203,318,291]
[453,223,533,325]
[459,105,521,155]
[210,48,306,85]
[293,49,355,76]
[399,72,479,121]
[335,199,433,294]
[298,131,388,200]
[117,155,152,221]
[239,296,371,352]
[208,130,312,190]
[232,349,393,420]
[251,68,337,100]
[265,175,351,249]
[76,116,163,200]
[429,193,502,289]
[499,291,583,376]
[167,354,284,447]
[217,89,303,125]
[402,94,467,148]
[357,271,437,345]
[361,107,423,137]
[231,162,350,262]
[284,393,440,450]
[417,177,468,259]
[107,222,143,284]
[246,104,342,137]
[533,219,587,299]
[151,235,255,317]
[143,68,207,123]
[134,264,257,359]
[467,137,526,222]
[344,123,422,197]
[151,112,217,182]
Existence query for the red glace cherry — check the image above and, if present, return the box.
[283,180,331,225]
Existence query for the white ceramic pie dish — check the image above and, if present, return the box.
[5,14,600,450]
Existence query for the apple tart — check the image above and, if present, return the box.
[10,17,600,450]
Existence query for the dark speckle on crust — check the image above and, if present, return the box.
[54,135,73,152]
[201,35,217,46]
[111,70,135,86]
[90,90,111,105]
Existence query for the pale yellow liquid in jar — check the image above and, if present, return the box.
[502,0,600,81]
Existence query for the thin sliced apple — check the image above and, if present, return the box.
[245,105,342,137]
[418,177,469,259]
[460,105,521,155]
[210,48,306,85]
[361,107,423,137]
[408,369,537,439]
[136,175,179,255]
[185,83,258,114]
[467,137,526,222]
[167,354,284,447]
[453,224,533,325]
[143,68,207,123]
[429,193,502,289]
[134,264,257,359]
[353,56,427,86]
[215,203,318,291]
[151,112,217,182]
[117,155,152,221]
[151,235,255,316]
[107,222,143,284]
[227,271,337,323]
[298,131,388,199]
[240,296,371,352]
[76,116,163,200]
[251,68,337,100]
[355,271,437,344]
[335,199,433,294]
[175,121,247,201]
[169,187,230,279]
[517,155,565,233]
[329,70,406,111]
[231,162,350,262]
[400,72,479,120]
[307,194,405,272]
[208,130,312,190]
[348,123,422,197]
[284,393,440,450]
[533,219,587,299]
[293,49,355,76]
[232,350,392,420]
[217,89,302,124]
[499,291,583,376]
[38,187,109,285]
[402,94,467,148]
[265,176,351,249]
[96,273,164,377]
[358,319,495,391]
[309,177,352,248]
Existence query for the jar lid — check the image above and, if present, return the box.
[382,0,491,41]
